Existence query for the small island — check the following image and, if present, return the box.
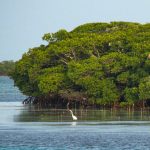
[0,60,15,76]
[11,22,150,110]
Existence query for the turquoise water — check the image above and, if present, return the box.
[0,76,26,102]
[1,76,150,150]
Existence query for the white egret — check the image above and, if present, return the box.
[69,109,77,121]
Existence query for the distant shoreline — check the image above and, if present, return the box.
[0,74,8,76]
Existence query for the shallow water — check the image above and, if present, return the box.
[0,102,150,150]
[1,76,150,150]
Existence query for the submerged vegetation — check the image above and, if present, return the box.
[11,22,150,109]
[0,60,15,76]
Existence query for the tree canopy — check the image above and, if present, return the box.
[11,22,150,108]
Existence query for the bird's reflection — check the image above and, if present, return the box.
[71,121,77,126]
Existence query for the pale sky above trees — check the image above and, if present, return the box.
[0,0,150,61]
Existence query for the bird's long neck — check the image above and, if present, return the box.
[69,110,74,116]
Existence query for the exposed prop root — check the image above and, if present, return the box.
[22,96,35,104]
[22,95,88,109]
[67,102,70,110]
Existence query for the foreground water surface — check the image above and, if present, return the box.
[1,76,150,150]
[1,103,150,150]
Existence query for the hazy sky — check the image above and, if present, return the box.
[0,0,150,61]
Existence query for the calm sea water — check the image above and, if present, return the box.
[0,76,26,102]
[1,76,150,150]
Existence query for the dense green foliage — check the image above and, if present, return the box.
[12,22,150,108]
[0,61,15,75]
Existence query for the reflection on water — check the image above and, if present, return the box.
[0,102,150,123]
[1,102,150,150]
[1,102,150,123]
[11,103,150,122]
